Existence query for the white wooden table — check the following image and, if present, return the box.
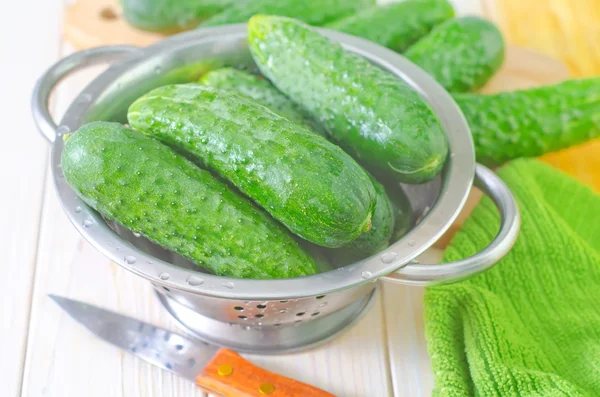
[1,1,479,396]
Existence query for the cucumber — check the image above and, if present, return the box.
[404,17,505,92]
[454,78,600,165]
[198,0,374,28]
[128,84,376,248]
[62,122,319,279]
[199,68,395,258]
[199,68,327,136]
[248,15,448,184]
[198,68,316,130]
[119,0,234,32]
[198,69,394,257]
[326,0,454,52]
[330,174,395,265]
[385,182,414,243]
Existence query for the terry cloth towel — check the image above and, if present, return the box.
[425,159,600,397]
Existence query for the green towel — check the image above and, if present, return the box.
[425,159,600,397]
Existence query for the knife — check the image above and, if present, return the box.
[50,295,335,397]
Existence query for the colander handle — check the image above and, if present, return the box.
[382,164,520,286]
[32,45,141,143]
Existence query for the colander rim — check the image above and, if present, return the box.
[50,24,474,299]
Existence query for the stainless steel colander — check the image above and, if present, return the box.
[32,24,520,353]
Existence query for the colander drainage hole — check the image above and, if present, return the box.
[234,306,244,311]
[312,312,320,316]
[163,287,170,292]
[316,295,326,299]
[279,300,288,303]
[255,314,264,318]
[256,304,267,309]
[238,315,248,320]
[296,312,306,316]
[274,323,281,327]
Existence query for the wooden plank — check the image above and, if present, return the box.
[378,6,467,397]
[19,43,207,397]
[241,292,392,397]
[381,249,443,397]
[0,1,63,396]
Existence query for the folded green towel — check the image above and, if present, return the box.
[425,159,600,397]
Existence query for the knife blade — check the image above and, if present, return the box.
[50,295,335,397]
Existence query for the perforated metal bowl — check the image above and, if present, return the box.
[32,24,519,353]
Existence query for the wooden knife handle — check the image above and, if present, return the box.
[196,348,335,397]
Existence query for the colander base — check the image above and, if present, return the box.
[154,287,378,354]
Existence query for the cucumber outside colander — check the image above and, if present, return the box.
[32,24,519,353]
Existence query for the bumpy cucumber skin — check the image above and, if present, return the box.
[454,78,600,165]
[199,69,393,256]
[330,174,395,265]
[199,0,374,28]
[326,0,454,52]
[199,68,327,137]
[62,122,319,279]
[128,84,376,248]
[405,16,505,92]
[119,0,234,32]
[199,68,306,125]
[248,15,448,184]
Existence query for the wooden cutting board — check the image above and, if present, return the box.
[62,0,571,248]
[482,0,600,192]
[64,0,168,48]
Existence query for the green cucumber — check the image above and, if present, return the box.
[198,0,374,27]
[62,122,319,279]
[248,15,448,184]
[128,84,376,248]
[330,174,395,265]
[454,78,600,165]
[404,16,505,92]
[385,182,414,242]
[119,0,235,32]
[199,68,327,136]
[198,68,395,259]
[198,68,321,132]
[326,0,454,52]
[198,69,395,257]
